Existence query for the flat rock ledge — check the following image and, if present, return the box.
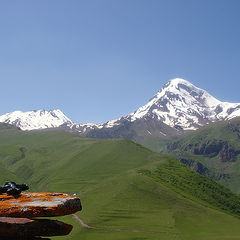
[0,192,82,218]
[0,217,72,238]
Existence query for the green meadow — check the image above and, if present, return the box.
[160,117,240,194]
[0,125,240,239]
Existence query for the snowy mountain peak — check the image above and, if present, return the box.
[0,109,73,131]
[164,78,193,88]
[160,78,221,107]
[69,78,240,135]
[127,78,240,130]
[163,78,204,95]
[1,78,240,134]
[160,78,199,94]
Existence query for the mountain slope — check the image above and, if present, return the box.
[84,117,180,141]
[96,77,240,131]
[75,78,240,143]
[126,78,240,130]
[1,125,240,239]
[160,117,240,194]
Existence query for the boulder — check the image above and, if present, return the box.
[0,192,82,218]
[0,217,72,238]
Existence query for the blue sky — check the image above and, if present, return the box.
[0,0,240,123]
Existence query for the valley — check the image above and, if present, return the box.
[0,124,240,239]
[1,0,240,239]
[1,79,240,239]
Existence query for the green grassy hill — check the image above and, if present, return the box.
[1,125,240,239]
[162,117,240,194]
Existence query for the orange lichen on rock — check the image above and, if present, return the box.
[0,192,82,218]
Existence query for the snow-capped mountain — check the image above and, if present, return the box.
[0,109,73,131]
[88,78,240,132]
[1,78,240,134]
[126,78,240,130]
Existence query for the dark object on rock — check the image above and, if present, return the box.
[0,181,29,196]
[0,217,72,238]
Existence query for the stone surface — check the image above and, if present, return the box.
[0,192,82,218]
[0,217,72,237]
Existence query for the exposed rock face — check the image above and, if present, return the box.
[183,141,240,162]
[168,139,240,162]
[180,158,209,175]
[0,192,82,218]
[0,217,72,238]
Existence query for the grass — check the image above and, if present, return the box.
[156,117,240,194]
[0,126,240,239]
[139,158,240,216]
[54,173,240,240]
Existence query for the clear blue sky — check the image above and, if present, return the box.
[0,0,240,124]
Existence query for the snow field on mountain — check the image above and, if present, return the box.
[0,109,73,131]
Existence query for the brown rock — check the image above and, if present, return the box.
[0,192,82,218]
[0,217,72,237]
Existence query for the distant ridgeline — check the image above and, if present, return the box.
[1,78,240,139]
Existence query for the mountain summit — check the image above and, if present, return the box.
[70,78,240,138]
[124,78,240,130]
[0,109,73,131]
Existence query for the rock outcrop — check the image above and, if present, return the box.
[0,192,82,239]
[0,192,82,218]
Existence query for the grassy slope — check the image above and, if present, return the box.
[160,117,240,193]
[0,124,24,183]
[0,127,240,239]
